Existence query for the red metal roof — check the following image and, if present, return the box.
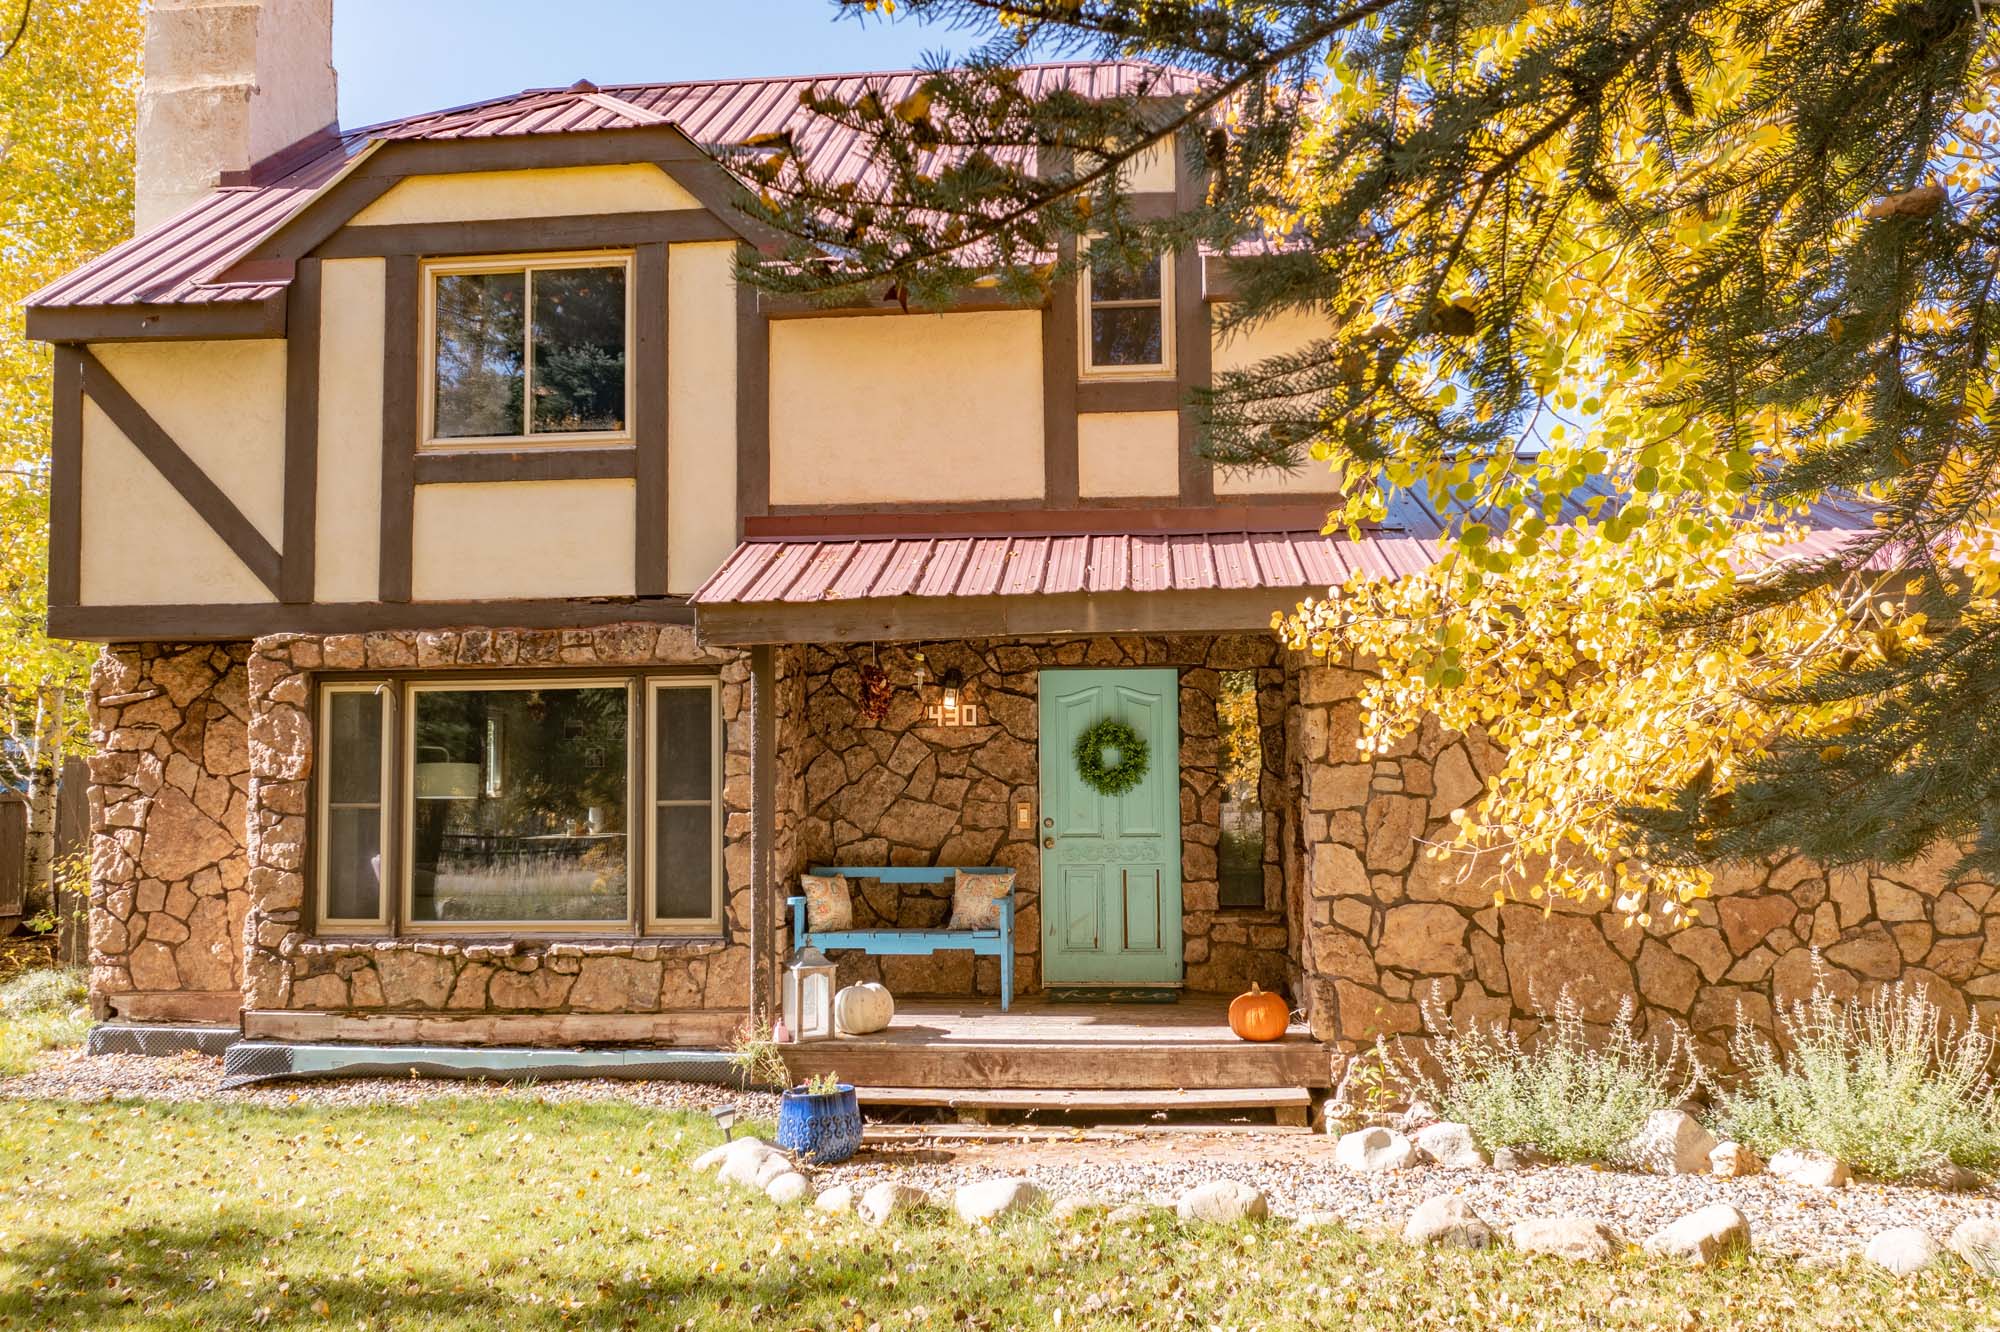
[29,62,1199,316]
[691,526,1444,607]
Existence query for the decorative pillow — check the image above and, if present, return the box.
[947,870,1014,932]
[801,874,853,932]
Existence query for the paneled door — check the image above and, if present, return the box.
[1038,668,1183,986]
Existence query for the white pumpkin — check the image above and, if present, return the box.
[833,981,895,1035]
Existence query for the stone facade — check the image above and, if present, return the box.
[238,625,755,1023]
[782,636,1297,999]
[86,643,255,1022]
[1290,658,2000,1064]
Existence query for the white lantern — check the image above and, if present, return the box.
[781,946,838,1043]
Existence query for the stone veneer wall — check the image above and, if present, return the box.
[86,644,254,1022]
[240,625,755,1025]
[785,636,1297,999]
[1291,658,2000,1065]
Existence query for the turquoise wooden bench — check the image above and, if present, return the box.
[789,865,1016,1011]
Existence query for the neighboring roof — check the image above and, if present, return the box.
[29,62,1200,317]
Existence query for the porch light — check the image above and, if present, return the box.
[923,667,981,728]
[782,946,838,1043]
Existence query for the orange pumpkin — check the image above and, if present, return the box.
[1228,983,1289,1042]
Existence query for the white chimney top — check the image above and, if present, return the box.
[135,0,338,233]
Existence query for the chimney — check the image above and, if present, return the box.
[135,0,338,233]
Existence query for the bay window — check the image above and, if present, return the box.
[313,674,722,935]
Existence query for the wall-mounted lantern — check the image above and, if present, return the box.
[923,667,981,727]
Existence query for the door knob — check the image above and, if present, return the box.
[1043,836,1055,849]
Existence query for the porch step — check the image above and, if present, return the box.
[785,1041,1332,1090]
[857,1084,1312,1126]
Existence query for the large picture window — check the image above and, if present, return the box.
[426,253,632,446]
[313,674,722,936]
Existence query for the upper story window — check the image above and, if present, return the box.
[1080,243,1173,378]
[425,253,631,446]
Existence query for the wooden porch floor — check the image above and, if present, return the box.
[781,996,1333,1092]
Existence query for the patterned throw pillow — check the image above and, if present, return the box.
[801,874,853,932]
[946,870,1014,932]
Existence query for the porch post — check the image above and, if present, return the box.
[749,644,778,1026]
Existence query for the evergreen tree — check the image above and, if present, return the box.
[742,1,2000,910]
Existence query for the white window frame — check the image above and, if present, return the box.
[644,678,725,934]
[316,682,393,933]
[1077,239,1175,380]
[420,250,637,450]
[400,677,639,935]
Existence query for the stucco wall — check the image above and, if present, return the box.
[1210,307,1340,497]
[1288,657,2000,1067]
[410,479,638,601]
[348,164,701,226]
[768,311,1046,505]
[783,636,1297,1000]
[86,644,254,1023]
[1078,411,1178,498]
[239,625,755,1030]
[667,241,739,593]
[315,256,386,602]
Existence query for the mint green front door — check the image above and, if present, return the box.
[1038,669,1182,986]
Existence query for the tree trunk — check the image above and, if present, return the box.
[21,686,62,921]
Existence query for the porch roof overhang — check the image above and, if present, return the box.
[689,510,1441,645]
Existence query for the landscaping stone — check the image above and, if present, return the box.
[766,1172,811,1205]
[1708,1142,1761,1178]
[954,1178,1043,1224]
[1413,1121,1489,1170]
[716,1142,787,1190]
[1402,1196,1494,1249]
[1642,1204,1750,1265]
[858,1182,928,1226]
[1335,1126,1415,1172]
[1949,1217,2000,1275]
[1622,1109,1718,1175]
[1396,1100,1440,1132]
[1175,1180,1268,1224]
[752,1153,794,1189]
[1049,1195,1101,1222]
[1769,1149,1851,1189]
[1507,1217,1623,1262]
[1107,1204,1152,1225]
[1916,1161,1983,1193]
[1491,1146,1548,1171]
[814,1184,855,1214]
[1293,1210,1342,1229]
[1864,1227,1941,1276]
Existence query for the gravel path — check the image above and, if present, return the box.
[6,1050,1988,1262]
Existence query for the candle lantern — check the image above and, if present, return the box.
[781,946,838,1043]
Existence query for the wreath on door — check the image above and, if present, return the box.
[1074,718,1150,797]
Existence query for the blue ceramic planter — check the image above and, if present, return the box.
[775,1083,863,1164]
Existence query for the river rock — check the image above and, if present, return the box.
[1175,1180,1268,1224]
[858,1181,928,1226]
[954,1177,1043,1224]
[1950,1217,2000,1275]
[1413,1121,1489,1170]
[814,1184,855,1214]
[765,1171,811,1205]
[1402,1196,1494,1249]
[1335,1126,1415,1172]
[1622,1109,1718,1175]
[1708,1141,1761,1178]
[1508,1217,1623,1262]
[1642,1204,1750,1265]
[1769,1148,1851,1189]
[1864,1227,1940,1276]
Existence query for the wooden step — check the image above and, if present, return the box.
[784,1043,1330,1090]
[857,1084,1311,1125]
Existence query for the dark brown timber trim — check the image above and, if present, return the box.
[1173,152,1214,506]
[282,258,323,602]
[413,446,638,485]
[1042,244,1080,506]
[48,349,83,608]
[313,210,738,259]
[757,287,1043,319]
[26,293,289,344]
[734,261,770,532]
[50,597,697,642]
[633,241,670,595]
[695,588,1308,646]
[379,254,419,602]
[1076,380,1179,414]
[75,348,284,598]
[744,504,1337,539]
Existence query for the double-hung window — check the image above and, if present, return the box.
[314,674,722,935]
[1079,242,1173,377]
[425,253,632,446]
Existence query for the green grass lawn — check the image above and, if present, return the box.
[0,1093,1992,1331]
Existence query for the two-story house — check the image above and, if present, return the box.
[31,0,1991,1093]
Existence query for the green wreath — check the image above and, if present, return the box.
[1074,718,1150,797]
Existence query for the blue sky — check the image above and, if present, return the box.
[333,1,956,126]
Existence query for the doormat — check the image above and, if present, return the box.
[1044,986,1181,1004]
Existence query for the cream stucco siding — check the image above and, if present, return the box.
[667,242,738,593]
[1078,411,1179,498]
[411,479,636,601]
[315,258,386,603]
[89,339,286,545]
[349,165,702,227]
[79,398,275,605]
[768,311,1045,505]
[1118,141,1177,194]
[1211,306,1341,496]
